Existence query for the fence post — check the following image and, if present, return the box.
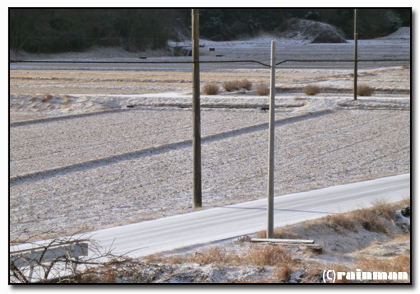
[267,40,275,239]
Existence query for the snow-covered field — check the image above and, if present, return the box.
[9,28,410,241]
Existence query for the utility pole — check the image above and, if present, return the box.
[267,41,276,239]
[192,9,202,208]
[354,8,358,100]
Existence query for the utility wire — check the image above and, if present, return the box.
[10,59,410,68]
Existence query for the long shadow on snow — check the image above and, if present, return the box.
[10,109,333,186]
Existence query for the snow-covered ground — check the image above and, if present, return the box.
[10,28,410,242]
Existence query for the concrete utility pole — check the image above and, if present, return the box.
[192,9,202,208]
[354,8,358,100]
[267,41,276,239]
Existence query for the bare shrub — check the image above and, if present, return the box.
[255,84,269,96]
[303,85,321,96]
[10,233,131,283]
[357,84,374,96]
[41,93,52,102]
[202,83,220,95]
[222,80,240,92]
[239,79,252,90]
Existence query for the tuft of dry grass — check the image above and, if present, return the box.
[61,94,70,104]
[202,83,220,95]
[41,93,52,102]
[303,85,321,96]
[184,247,238,265]
[255,83,269,96]
[324,214,357,232]
[255,227,299,240]
[352,255,410,283]
[302,266,322,283]
[239,79,253,90]
[143,244,294,268]
[241,244,295,267]
[222,80,240,92]
[357,84,374,96]
[272,265,292,282]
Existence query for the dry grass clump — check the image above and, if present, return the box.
[61,94,70,104]
[41,93,52,102]
[81,268,117,283]
[255,83,269,96]
[355,255,410,274]
[239,79,253,90]
[184,247,239,265]
[241,244,295,267]
[272,265,292,282]
[324,214,357,232]
[354,210,390,234]
[351,255,410,283]
[143,244,294,268]
[302,266,323,283]
[222,80,240,92]
[357,84,374,96]
[303,85,321,96]
[322,207,390,235]
[255,228,299,239]
[202,83,220,95]
[144,247,238,266]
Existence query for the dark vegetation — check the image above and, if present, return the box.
[10,8,410,54]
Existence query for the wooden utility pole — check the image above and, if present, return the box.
[354,8,358,100]
[267,41,276,239]
[192,9,202,208]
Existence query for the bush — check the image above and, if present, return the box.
[41,93,52,102]
[202,83,219,95]
[255,84,269,96]
[357,84,374,96]
[303,85,321,96]
[239,79,253,90]
[222,80,240,92]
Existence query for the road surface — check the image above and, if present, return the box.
[12,173,409,259]
[94,173,410,257]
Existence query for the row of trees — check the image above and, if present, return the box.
[10,9,410,53]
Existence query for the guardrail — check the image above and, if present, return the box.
[10,240,88,283]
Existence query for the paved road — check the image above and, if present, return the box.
[84,173,410,258]
[11,173,410,259]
